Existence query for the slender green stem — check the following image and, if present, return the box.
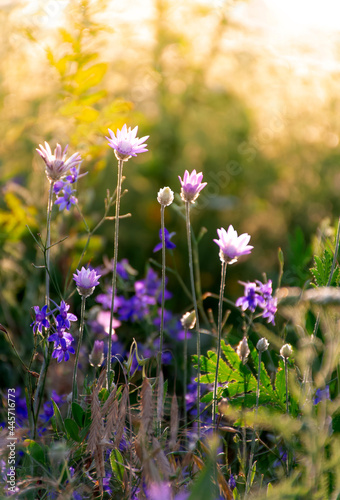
[72,295,86,409]
[245,350,262,496]
[213,261,227,424]
[33,182,54,436]
[107,159,124,388]
[157,205,166,377]
[185,202,201,436]
[284,357,289,475]
[183,326,188,446]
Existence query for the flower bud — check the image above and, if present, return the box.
[218,397,229,415]
[256,337,269,352]
[89,340,104,367]
[180,311,196,330]
[157,186,174,207]
[236,336,250,364]
[280,343,293,359]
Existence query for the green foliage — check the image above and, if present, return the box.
[195,339,286,413]
[310,248,340,287]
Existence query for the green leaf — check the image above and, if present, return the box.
[52,400,66,434]
[24,439,45,465]
[110,449,125,486]
[64,418,81,442]
[72,403,85,428]
[310,248,339,287]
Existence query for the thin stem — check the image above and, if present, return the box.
[183,327,188,446]
[33,182,54,435]
[107,159,124,388]
[157,205,166,377]
[72,295,86,409]
[213,261,227,424]
[185,201,201,436]
[284,357,289,475]
[245,350,262,496]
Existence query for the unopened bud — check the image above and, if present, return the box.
[236,337,250,364]
[89,340,104,367]
[180,311,196,330]
[157,186,174,207]
[218,397,229,415]
[280,343,293,359]
[256,337,269,352]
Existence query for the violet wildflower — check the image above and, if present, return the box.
[178,169,207,203]
[153,227,176,252]
[31,305,50,334]
[36,142,82,182]
[52,342,75,363]
[55,300,77,330]
[73,266,101,298]
[214,225,253,265]
[89,340,104,368]
[235,282,265,312]
[106,124,149,161]
[262,296,278,325]
[48,327,74,349]
[54,183,77,211]
[314,386,330,405]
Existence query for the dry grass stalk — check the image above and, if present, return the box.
[157,370,164,423]
[104,399,119,441]
[139,377,154,439]
[169,394,179,450]
[152,437,171,480]
[101,383,118,416]
[114,385,129,448]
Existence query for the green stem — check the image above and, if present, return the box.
[245,350,262,496]
[107,159,124,389]
[285,357,289,476]
[72,295,86,409]
[213,261,227,424]
[33,181,54,436]
[183,326,188,446]
[185,201,201,437]
[157,205,166,377]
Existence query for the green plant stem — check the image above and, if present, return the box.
[284,357,289,475]
[33,181,54,436]
[213,261,227,424]
[157,204,166,377]
[183,326,188,446]
[185,201,201,437]
[72,295,86,409]
[245,350,262,496]
[107,158,124,389]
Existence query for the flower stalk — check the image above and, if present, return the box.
[72,295,86,409]
[157,204,166,377]
[185,201,201,435]
[213,261,227,424]
[107,158,124,388]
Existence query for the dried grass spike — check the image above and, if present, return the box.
[101,383,118,416]
[88,391,103,455]
[169,394,179,450]
[140,377,153,438]
[152,437,171,480]
[115,385,129,448]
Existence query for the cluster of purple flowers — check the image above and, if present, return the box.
[30,300,77,362]
[235,279,278,324]
[53,166,84,211]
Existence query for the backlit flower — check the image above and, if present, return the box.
[106,124,149,161]
[214,225,253,264]
[73,266,101,297]
[236,336,250,364]
[178,169,207,203]
[89,340,105,367]
[36,142,82,182]
[157,186,174,206]
[280,343,293,359]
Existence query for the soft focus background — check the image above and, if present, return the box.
[1,0,340,384]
